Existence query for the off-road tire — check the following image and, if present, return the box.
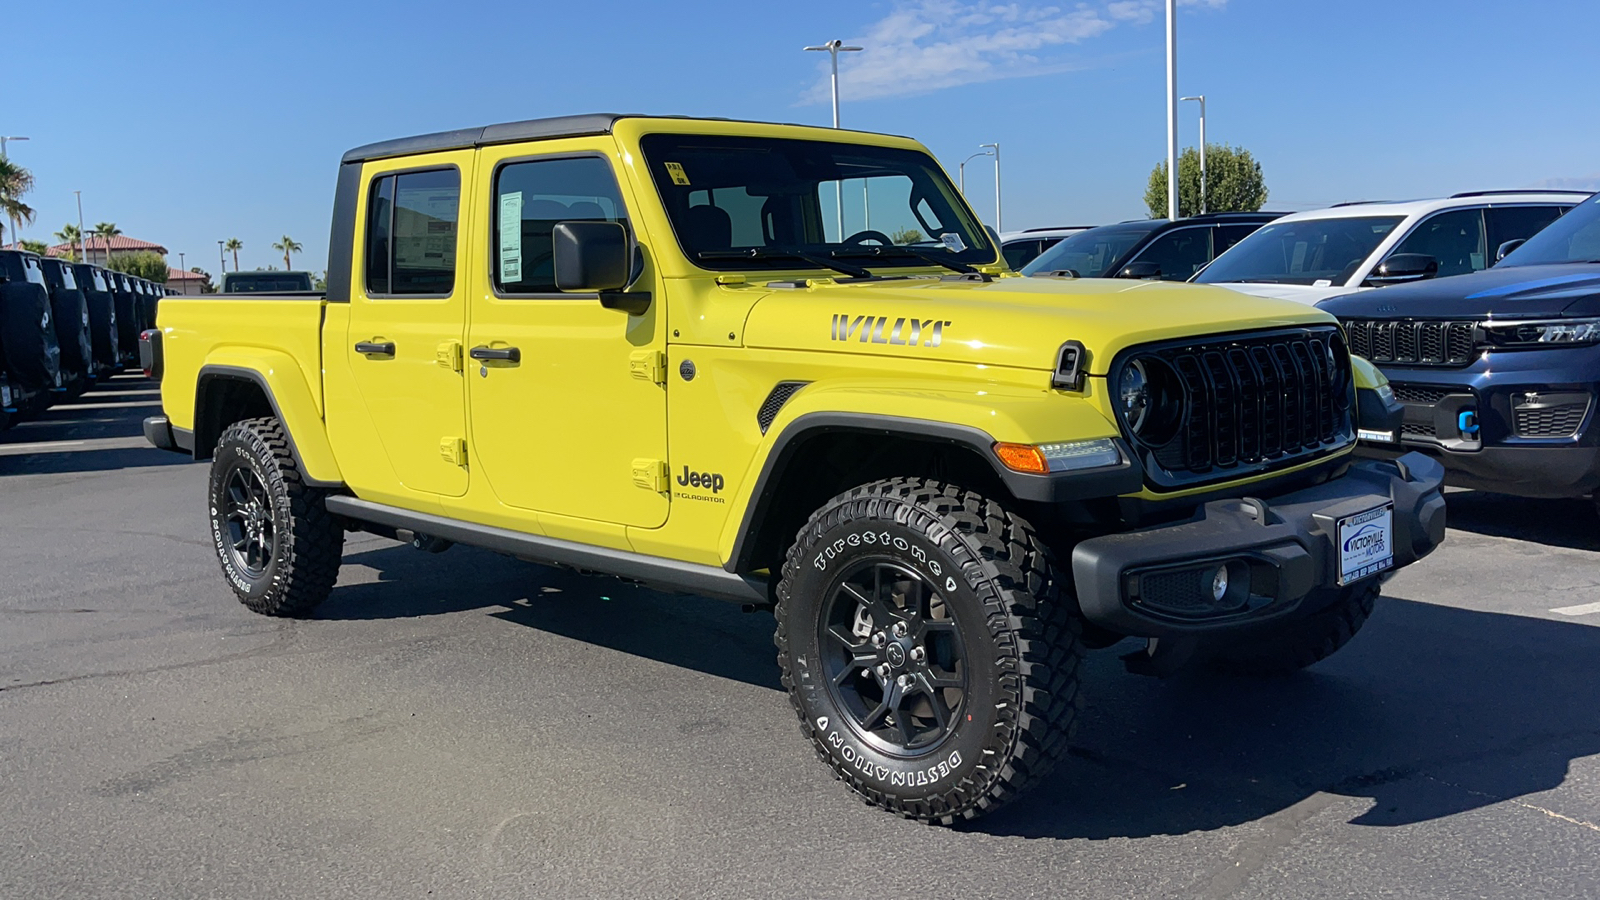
[1207,580,1380,676]
[775,478,1085,825]
[208,416,343,616]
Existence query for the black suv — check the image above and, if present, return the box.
[1322,192,1600,506]
[1020,212,1284,281]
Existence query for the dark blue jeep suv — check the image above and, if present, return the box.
[1322,192,1600,504]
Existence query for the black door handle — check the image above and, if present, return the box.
[470,345,521,363]
[355,341,395,355]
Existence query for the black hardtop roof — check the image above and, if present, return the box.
[340,113,903,165]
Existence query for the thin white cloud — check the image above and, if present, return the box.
[803,0,1227,103]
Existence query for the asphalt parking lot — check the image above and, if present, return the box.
[2,375,1598,900]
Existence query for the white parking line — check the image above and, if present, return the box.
[1550,601,1600,617]
[0,436,150,456]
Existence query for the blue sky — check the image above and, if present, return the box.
[5,0,1597,276]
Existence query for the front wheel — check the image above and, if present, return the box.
[208,417,343,616]
[775,478,1084,825]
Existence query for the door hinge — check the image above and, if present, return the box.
[632,458,668,492]
[439,436,467,468]
[629,349,667,385]
[436,340,463,372]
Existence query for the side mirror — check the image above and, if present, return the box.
[552,221,650,314]
[1367,253,1438,286]
[1117,260,1162,280]
[1495,238,1525,263]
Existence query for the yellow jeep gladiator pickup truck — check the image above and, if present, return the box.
[143,113,1444,824]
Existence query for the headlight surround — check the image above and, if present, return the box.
[1119,360,1150,432]
[1482,317,1600,347]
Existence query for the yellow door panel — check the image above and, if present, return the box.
[345,152,473,499]
[464,140,668,528]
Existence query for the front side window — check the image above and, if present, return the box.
[1386,208,1487,278]
[1129,227,1213,281]
[1487,205,1568,260]
[1020,223,1159,277]
[364,168,459,295]
[639,134,993,272]
[1499,195,1600,266]
[23,257,45,286]
[493,156,627,294]
[1195,216,1403,286]
[59,264,78,291]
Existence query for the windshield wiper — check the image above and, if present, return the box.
[698,248,872,279]
[831,246,978,274]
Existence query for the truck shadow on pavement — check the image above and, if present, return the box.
[322,541,1600,841]
[1440,491,1600,552]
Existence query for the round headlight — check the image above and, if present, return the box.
[1119,361,1150,433]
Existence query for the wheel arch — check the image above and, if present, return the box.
[195,362,343,487]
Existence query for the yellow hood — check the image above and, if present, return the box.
[741,275,1336,374]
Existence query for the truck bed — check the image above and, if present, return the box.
[157,294,329,432]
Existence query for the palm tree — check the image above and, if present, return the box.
[55,223,83,258]
[272,235,302,270]
[224,238,243,272]
[0,158,37,249]
[92,221,121,264]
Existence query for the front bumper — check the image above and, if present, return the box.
[1070,452,1446,638]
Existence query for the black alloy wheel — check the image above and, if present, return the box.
[776,477,1085,825]
[208,416,343,616]
[221,464,275,577]
[819,559,966,756]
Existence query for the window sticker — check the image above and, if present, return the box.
[664,162,691,186]
[940,232,967,253]
[499,190,523,283]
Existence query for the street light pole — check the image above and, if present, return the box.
[804,39,863,239]
[75,191,87,265]
[958,149,994,195]
[218,240,226,274]
[980,143,1002,232]
[1165,0,1179,221]
[1182,95,1206,214]
[0,136,28,245]
[178,253,186,295]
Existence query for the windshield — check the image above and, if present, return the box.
[639,134,994,271]
[1019,222,1160,277]
[1194,215,1403,286]
[1498,194,1600,267]
[224,272,313,292]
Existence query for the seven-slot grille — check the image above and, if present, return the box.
[1342,319,1477,366]
[1130,328,1352,486]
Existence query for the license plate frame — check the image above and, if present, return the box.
[1337,504,1394,586]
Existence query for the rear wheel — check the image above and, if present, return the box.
[208,417,343,616]
[776,478,1084,825]
[1206,580,1380,676]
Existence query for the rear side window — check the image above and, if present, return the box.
[364,168,459,296]
[493,156,627,294]
[1389,208,1487,278]
[1002,239,1043,269]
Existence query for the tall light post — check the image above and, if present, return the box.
[0,136,28,246]
[980,142,1002,232]
[1181,95,1206,215]
[218,239,226,274]
[75,191,87,264]
[804,39,863,239]
[958,149,994,195]
[178,253,186,295]
[1165,0,1179,221]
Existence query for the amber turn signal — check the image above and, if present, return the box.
[993,442,1049,475]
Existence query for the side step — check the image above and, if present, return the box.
[324,495,768,605]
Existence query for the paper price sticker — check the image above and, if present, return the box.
[664,162,691,186]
